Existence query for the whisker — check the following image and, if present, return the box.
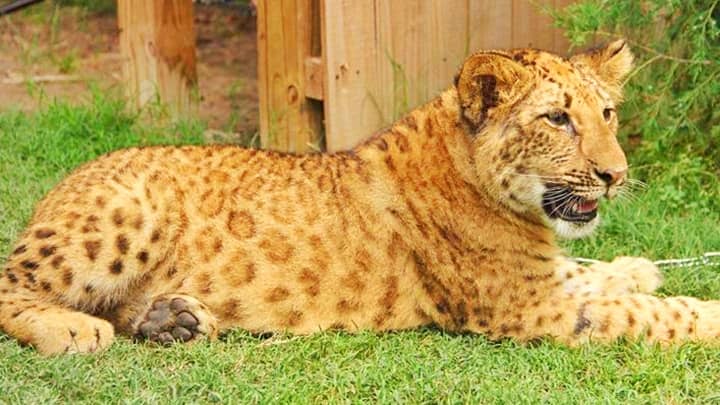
[550,194,577,217]
[625,178,648,189]
[559,195,580,218]
[542,189,574,203]
[506,172,566,182]
[617,188,639,203]
[620,183,642,196]
[615,188,639,204]
[543,193,574,205]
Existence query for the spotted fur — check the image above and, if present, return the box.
[1,41,719,355]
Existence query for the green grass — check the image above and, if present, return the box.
[1,96,720,403]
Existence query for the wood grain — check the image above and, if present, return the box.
[118,0,197,120]
[270,0,575,152]
[257,0,323,152]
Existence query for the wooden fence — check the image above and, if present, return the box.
[118,0,198,121]
[257,0,574,153]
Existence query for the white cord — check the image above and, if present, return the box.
[572,252,720,269]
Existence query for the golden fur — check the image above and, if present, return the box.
[2,41,719,355]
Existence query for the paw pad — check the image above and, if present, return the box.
[137,297,204,345]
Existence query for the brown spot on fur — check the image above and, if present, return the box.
[328,322,345,330]
[132,215,144,230]
[166,266,178,279]
[84,240,101,261]
[259,231,294,264]
[286,310,303,327]
[198,272,213,295]
[380,275,399,310]
[402,114,418,131]
[243,263,257,283]
[376,138,388,151]
[136,250,149,264]
[227,210,256,239]
[336,299,360,313]
[435,298,450,314]
[21,260,38,270]
[51,255,65,269]
[62,269,73,286]
[341,271,365,292]
[39,245,56,257]
[221,298,243,320]
[564,92,573,108]
[109,259,123,274]
[213,238,223,253]
[95,196,106,207]
[194,227,224,263]
[599,318,610,333]
[12,245,26,255]
[116,235,129,254]
[394,133,410,153]
[298,269,320,297]
[384,155,396,171]
[35,228,55,239]
[112,208,124,226]
[151,230,161,243]
[574,304,591,335]
[265,287,290,303]
[6,272,18,283]
[41,281,52,292]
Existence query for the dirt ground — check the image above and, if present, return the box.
[0,3,259,137]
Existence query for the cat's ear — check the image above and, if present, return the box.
[570,39,634,102]
[455,52,534,130]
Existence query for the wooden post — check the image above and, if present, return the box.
[118,0,198,120]
[256,0,324,153]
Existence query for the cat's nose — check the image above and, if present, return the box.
[594,167,627,186]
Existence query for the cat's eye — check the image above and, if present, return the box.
[544,111,570,127]
[603,108,614,122]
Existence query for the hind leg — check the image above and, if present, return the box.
[0,288,114,355]
[133,293,218,344]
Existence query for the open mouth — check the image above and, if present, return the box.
[542,186,598,223]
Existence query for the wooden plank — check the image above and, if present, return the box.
[118,0,197,120]
[321,0,380,152]
[469,0,513,50]
[323,0,472,152]
[512,0,556,50]
[304,57,324,100]
[321,0,576,151]
[382,1,469,112]
[428,0,473,91]
[257,0,323,152]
